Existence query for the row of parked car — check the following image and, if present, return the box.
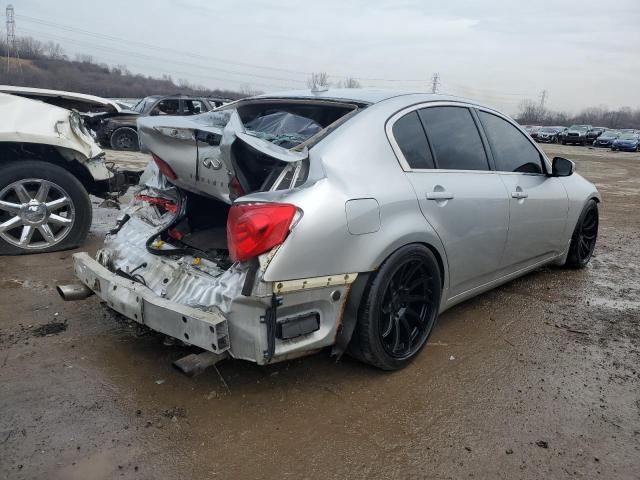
[523,124,640,151]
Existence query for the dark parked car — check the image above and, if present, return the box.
[611,132,640,152]
[523,125,541,139]
[562,125,593,146]
[92,95,213,151]
[593,129,620,147]
[587,126,606,142]
[536,126,563,143]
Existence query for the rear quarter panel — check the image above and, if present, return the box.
[251,98,449,288]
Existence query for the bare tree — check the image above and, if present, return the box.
[44,41,65,60]
[239,83,262,96]
[338,77,361,88]
[74,53,94,63]
[517,99,544,124]
[307,72,330,91]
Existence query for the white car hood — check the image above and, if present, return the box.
[0,92,103,160]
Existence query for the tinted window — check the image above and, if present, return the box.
[478,111,544,174]
[392,111,435,169]
[418,107,489,171]
[151,99,180,115]
[183,99,205,115]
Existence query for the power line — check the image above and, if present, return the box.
[18,28,301,91]
[14,13,441,83]
[7,11,543,101]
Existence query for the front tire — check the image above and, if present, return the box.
[565,200,598,268]
[0,161,92,255]
[110,127,139,151]
[351,245,442,370]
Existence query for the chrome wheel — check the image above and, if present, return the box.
[0,178,75,250]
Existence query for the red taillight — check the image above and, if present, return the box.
[227,203,298,263]
[134,194,177,214]
[151,153,177,180]
[229,176,245,198]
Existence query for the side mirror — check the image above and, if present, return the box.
[552,157,575,177]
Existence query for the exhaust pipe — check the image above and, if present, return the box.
[57,284,94,301]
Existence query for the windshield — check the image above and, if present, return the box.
[539,127,557,133]
[131,98,149,113]
[602,130,619,136]
[569,125,588,131]
[619,133,638,140]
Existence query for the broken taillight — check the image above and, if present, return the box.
[134,194,177,214]
[151,152,177,180]
[227,203,298,263]
[229,176,245,198]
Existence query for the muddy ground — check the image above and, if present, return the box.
[1,145,639,479]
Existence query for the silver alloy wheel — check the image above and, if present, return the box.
[0,178,75,250]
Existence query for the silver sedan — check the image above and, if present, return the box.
[60,89,600,370]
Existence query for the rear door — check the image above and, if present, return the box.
[389,104,510,296]
[476,110,568,270]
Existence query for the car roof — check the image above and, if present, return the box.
[253,88,484,107]
[144,94,205,100]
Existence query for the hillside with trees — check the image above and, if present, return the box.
[516,99,640,129]
[0,35,244,99]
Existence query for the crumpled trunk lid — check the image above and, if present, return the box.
[137,110,308,204]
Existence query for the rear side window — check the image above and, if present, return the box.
[392,111,435,169]
[418,107,489,171]
[478,111,544,174]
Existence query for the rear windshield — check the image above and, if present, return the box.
[218,99,363,149]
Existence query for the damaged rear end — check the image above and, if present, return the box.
[65,97,363,365]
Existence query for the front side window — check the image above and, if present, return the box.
[151,99,180,116]
[478,111,544,174]
[391,111,435,169]
[183,99,205,115]
[418,107,489,171]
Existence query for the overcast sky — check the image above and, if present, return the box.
[5,0,640,114]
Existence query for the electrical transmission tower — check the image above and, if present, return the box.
[431,73,440,94]
[539,89,548,110]
[6,4,21,71]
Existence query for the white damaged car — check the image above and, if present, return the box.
[0,92,136,254]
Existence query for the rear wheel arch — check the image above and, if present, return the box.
[350,243,443,369]
[373,238,448,289]
[335,240,446,360]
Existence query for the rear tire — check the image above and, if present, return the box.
[110,127,139,151]
[0,161,92,255]
[565,199,598,268]
[351,245,442,370]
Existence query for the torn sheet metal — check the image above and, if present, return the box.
[0,92,104,163]
[137,109,309,204]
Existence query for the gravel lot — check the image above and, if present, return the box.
[1,145,639,479]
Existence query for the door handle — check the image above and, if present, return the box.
[511,191,528,199]
[426,191,454,200]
